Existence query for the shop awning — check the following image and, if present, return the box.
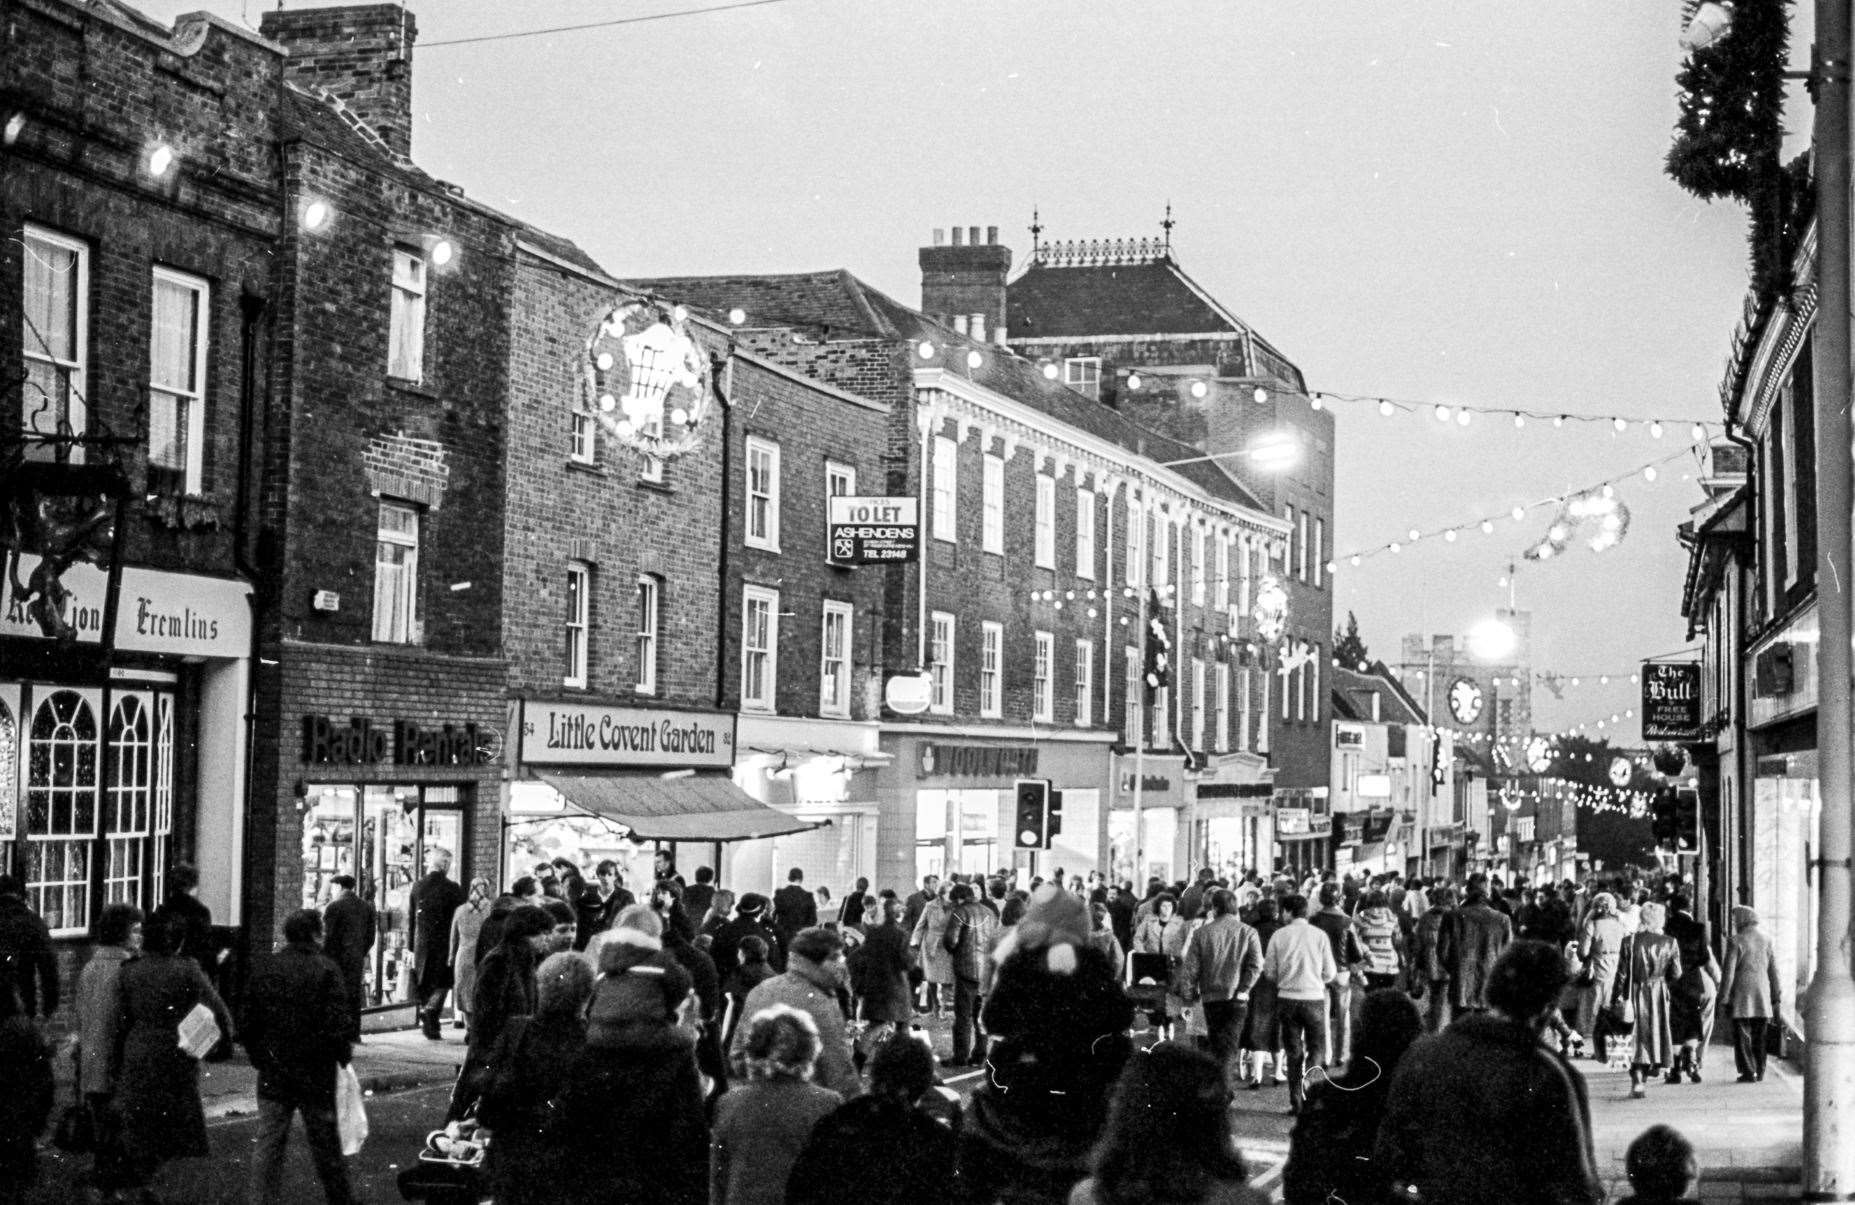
[532,771,826,843]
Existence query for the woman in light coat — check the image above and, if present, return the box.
[74,903,142,1197]
[1132,893,1190,1040]
[1721,904,1783,1082]
[450,877,493,1029]
[1615,901,1684,1098]
[1576,891,1627,1055]
[910,883,955,1017]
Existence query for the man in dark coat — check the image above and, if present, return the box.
[711,893,783,978]
[1375,940,1603,1205]
[321,874,376,1042]
[409,846,467,1039]
[902,874,940,939]
[1447,880,1515,1015]
[243,909,356,1205]
[0,875,58,1022]
[773,867,817,953]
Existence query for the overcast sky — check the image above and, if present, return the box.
[143,0,1813,736]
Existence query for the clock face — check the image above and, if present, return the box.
[1447,678,1484,724]
[1609,756,1634,787]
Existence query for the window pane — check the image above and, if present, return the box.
[150,277,198,392]
[23,236,77,361]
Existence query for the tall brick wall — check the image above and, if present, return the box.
[503,254,722,710]
[261,5,418,159]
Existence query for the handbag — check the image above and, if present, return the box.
[1605,937,1637,1032]
[335,1061,368,1156]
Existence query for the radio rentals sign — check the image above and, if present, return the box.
[829,496,919,564]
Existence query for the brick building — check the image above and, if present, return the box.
[1,0,273,1013]
[252,5,518,1023]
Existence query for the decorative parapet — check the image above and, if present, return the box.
[1031,237,1171,268]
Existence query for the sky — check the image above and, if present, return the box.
[143,0,1814,737]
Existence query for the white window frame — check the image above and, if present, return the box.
[1151,512,1171,587]
[1216,662,1231,753]
[1033,631,1055,723]
[147,266,209,496]
[1125,647,1142,746]
[388,245,426,382]
[635,574,660,695]
[820,601,853,717]
[1127,499,1146,588]
[22,225,89,453]
[825,460,857,563]
[1780,385,1801,589]
[746,436,781,551]
[932,435,958,543]
[980,621,1004,718]
[1314,516,1326,588]
[1153,679,1170,751]
[982,453,1005,555]
[1284,506,1297,578]
[1238,665,1252,752]
[569,404,596,464]
[1281,660,1293,721]
[930,612,956,714]
[1298,510,1311,584]
[372,500,421,644]
[1237,540,1252,615]
[1034,474,1057,569]
[741,586,780,711]
[1064,356,1101,400]
[1192,658,1207,751]
[1075,488,1096,579]
[1215,536,1230,610]
[1191,525,1207,606]
[564,561,591,689]
[1074,639,1093,727]
[1304,644,1319,721]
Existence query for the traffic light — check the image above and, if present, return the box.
[1014,779,1051,849]
[1650,788,1678,849]
[1674,789,1699,854]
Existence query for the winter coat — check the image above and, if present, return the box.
[1181,915,1264,1003]
[322,892,376,999]
[729,958,861,1099]
[478,1013,586,1205]
[1721,908,1782,1019]
[711,1078,843,1205]
[785,1093,958,1205]
[910,900,955,986]
[1283,1058,1402,1205]
[1617,932,1683,1069]
[557,1022,708,1205]
[409,871,466,993]
[1446,900,1513,1009]
[240,941,351,1106]
[1353,905,1405,978]
[0,1014,52,1189]
[849,921,913,1024]
[712,913,784,979]
[1578,914,1627,1004]
[773,884,819,946]
[0,895,58,1018]
[943,900,999,986]
[74,945,132,1095]
[1375,1013,1603,1205]
[449,899,489,1014]
[1413,906,1453,983]
[468,940,537,1058]
[115,952,234,1167]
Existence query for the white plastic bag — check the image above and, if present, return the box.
[335,1062,368,1156]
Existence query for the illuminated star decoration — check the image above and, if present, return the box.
[1523,489,1630,561]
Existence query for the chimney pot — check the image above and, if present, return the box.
[968,226,981,246]
[986,226,998,245]
[951,227,964,246]
[933,228,945,246]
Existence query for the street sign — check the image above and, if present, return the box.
[828,495,919,564]
[1641,661,1702,741]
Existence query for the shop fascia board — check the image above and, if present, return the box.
[880,721,1118,744]
[913,367,1290,543]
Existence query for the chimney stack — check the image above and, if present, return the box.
[261,5,419,159]
[920,223,1011,340]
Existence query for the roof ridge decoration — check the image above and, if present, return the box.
[1031,237,1172,269]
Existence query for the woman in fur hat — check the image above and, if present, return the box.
[957,885,1134,1205]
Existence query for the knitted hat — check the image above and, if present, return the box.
[993,883,1090,975]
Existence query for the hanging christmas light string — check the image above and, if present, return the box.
[1305,389,1716,440]
[1328,445,1702,570]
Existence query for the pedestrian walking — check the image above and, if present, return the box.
[321,874,375,1043]
[1411,884,1456,1034]
[910,882,956,1018]
[115,909,236,1188]
[578,859,633,949]
[0,979,53,1205]
[1616,902,1684,1099]
[786,1030,957,1205]
[1578,891,1628,1057]
[711,892,783,979]
[408,846,467,1039]
[1447,875,1514,1018]
[682,866,717,926]
[1131,892,1189,1039]
[74,903,141,1200]
[941,883,999,1068]
[1281,989,1422,1205]
[1179,888,1263,1084]
[1720,905,1782,1082]
[729,926,862,1099]
[0,874,57,1024]
[149,863,218,979]
[477,952,593,1205]
[1239,898,1286,1089]
[1263,893,1337,1115]
[850,897,913,1047]
[456,903,551,1118]
[711,1005,844,1205]
[1067,1043,1266,1205]
[774,867,819,953]
[447,878,492,1031]
[960,885,1134,1205]
[1664,890,1720,1082]
[1352,888,1406,991]
[242,908,357,1205]
[700,887,737,940]
[1375,940,1603,1205]
[1309,882,1364,1066]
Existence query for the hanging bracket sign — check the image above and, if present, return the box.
[1640,661,1703,741]
[828,496,920,564]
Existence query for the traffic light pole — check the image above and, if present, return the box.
[1805,0,1855,1190]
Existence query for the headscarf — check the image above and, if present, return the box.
[467,876,493,907]
[1589,891,1617,919]
[1730,904,1760,930]
[1637,901,1667,933]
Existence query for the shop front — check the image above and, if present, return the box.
[876,730,1113,892]
[508,698,819,895]
[0,562,251,961]
[1272,786,1331,879]
[1190,752,1276,883]
[1109,754,1188,888]
[730,714,888,900]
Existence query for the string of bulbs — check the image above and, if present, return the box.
[1305,390,1715,440]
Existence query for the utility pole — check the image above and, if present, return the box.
[1806,0,1855,1190]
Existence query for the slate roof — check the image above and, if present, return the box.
[1333,664,1430,728]
[1008,257,1238,339]
[627,269,1266,514]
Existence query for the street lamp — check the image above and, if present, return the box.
[1467,617,1518,663]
